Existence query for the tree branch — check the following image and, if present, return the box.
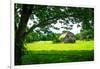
[25,12,81,37]
[16,4,33,38]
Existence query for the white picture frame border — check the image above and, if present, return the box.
[10,0,96,69]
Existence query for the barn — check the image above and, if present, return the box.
[59,31,76,43]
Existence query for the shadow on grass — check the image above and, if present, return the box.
[21,50,94,65]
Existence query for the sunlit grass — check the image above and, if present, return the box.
[25,40,94,51]
[22,40,94,65]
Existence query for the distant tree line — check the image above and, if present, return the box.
[25,31,60,43]
[75,30,94,40]
[25,29,94,43]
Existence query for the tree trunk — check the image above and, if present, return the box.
[15,35,24,65]
[15,4,33,65]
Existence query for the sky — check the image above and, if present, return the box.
[49,21,82,34]
[27,19,82,34]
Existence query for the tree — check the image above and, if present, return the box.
[15,4,33,65]
[15,3,94,65]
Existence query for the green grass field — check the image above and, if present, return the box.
[22,40,94,65]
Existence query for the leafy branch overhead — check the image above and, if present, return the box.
[15,4,94,37]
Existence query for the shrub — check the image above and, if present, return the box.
[53,39,61,43]
[75,33,81,40]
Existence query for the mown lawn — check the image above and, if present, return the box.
[22,40,94,65]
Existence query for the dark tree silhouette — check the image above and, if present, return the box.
[15,4,33,65]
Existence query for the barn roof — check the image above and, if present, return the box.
[59,33,67,39]
[59,32,75,40]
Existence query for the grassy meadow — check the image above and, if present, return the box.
[22,40,94,65]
